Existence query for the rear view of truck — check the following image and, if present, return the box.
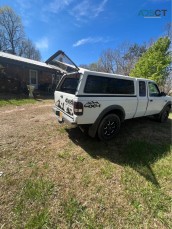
[53,72,83,124]
[46,50,84,124]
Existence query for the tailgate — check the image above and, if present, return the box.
[54,91,75,119]
[54,72,81,123]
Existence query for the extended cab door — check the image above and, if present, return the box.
[134,80,148,117]
[145,81,164,116]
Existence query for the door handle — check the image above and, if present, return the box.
[149,99,153,102]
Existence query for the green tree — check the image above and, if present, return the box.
[130,37,171,86]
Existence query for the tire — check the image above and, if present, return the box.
[98,114,121,141]
[159,107,170,123]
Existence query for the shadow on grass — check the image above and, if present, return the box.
[66,117,172,187]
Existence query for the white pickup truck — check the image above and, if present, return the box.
[48,51,172,140]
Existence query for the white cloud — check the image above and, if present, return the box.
[35,37,49,50]
[73,38,94,47]
[94,0,108,17]
[47,0,74,13]
[73,36,111,47]
[71,0,108,21]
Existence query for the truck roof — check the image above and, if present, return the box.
[78,67,155,83]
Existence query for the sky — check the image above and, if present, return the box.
[0,0,171,65]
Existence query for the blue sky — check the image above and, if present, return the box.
[0,0,171,65]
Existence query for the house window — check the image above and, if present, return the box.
[29,70,38,88]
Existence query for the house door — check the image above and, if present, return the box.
[29,70,38,89]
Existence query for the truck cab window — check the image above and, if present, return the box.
[148,82,160,97]
[139,81,146,97]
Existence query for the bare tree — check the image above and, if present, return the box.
[0,6,24,54]
[98,48,117,73]
[113,42,131,75]
[123,43,146,75]
[18,39,41,61]
[98,43,146,75]
[0,6,41,60]
[80,62,100,71]
[164,75,172,94]
[0,30,7,51]
[80,43,146,75]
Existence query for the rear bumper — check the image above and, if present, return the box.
[52,106,77,125]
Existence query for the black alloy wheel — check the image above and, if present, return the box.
[98,114,121,141]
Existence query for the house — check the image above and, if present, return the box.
[0,51,62,94]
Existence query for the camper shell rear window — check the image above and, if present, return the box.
[56,73,80,94]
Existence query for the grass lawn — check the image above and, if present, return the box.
[0,98,36,107]
[0,102,172,228]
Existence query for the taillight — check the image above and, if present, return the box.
[74,102,83,116]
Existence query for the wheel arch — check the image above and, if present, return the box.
[88,105,125,138]
[160,101,171,115]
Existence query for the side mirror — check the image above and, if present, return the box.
[160,92,166,96]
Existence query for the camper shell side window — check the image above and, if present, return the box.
[84,75,135,94]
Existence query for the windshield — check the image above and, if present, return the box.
[56,73,81,94]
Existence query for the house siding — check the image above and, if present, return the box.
[0,55,62,94]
